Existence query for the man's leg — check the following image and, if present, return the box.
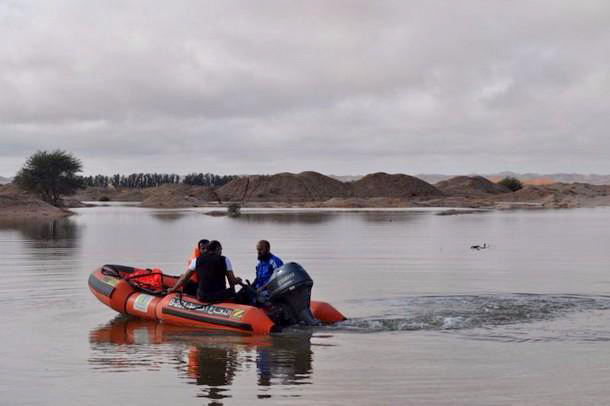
[183,281,198,296]
[198,288,236,303]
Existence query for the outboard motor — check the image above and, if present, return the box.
[261,262,319,326]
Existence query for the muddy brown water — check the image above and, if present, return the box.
[2,206,610,405]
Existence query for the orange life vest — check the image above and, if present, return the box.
[188,245,201,283]
[126,268,164,292]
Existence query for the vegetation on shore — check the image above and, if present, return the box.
[6,150,237,212]
[227,203,241,217]
[498,177,523,192]
[14,150,84,206]
[82,172,236,188]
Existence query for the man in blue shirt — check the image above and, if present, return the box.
[253,240,283,290]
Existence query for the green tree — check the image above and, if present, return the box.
[498,176,523,192]
[14,150,84,206]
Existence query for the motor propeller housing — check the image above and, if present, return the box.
[261,262,318,326]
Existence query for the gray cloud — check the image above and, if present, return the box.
[1,1,609,176]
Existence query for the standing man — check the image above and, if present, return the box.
[253,240,283,289]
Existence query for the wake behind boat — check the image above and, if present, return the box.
[89,262,345,334]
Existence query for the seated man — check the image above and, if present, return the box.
[190,239,209,262]
[235,240,283,306]
[169,240,242,302]
[253,240,284,290]
[183,239,209,296]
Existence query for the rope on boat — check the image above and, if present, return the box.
[175,291,209,310]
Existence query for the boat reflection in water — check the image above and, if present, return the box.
[89,316,314,402]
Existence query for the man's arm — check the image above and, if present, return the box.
[168,258,197,294]
[252,260,263,288]
[224,257,242,288]
[167,268,195,294]
[226,270,242,288]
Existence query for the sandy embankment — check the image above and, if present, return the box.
[502,182,610,208]
[214,172,601,210]
[0,184,73,218]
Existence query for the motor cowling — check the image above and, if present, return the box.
[261,262,319,326]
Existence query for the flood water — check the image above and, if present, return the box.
[1,205,610,405]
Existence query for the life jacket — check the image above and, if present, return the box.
[196,254,228,294]
[188,246,201,264]
[188,245,201,283]
[126,268,164,292]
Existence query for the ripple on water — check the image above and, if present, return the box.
[328,294,610,336]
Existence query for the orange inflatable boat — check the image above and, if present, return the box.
[89,263,345,335]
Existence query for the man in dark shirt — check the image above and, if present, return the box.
[169,240,242,303]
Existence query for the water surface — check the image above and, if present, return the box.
[1,206,610,405]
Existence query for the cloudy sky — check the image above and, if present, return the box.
[1,1,609,177]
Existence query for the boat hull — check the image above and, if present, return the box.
[89,266,345,334]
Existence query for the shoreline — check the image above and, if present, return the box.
[4,195,610,218]
[4,178,610,218]
[76,198,610,211]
